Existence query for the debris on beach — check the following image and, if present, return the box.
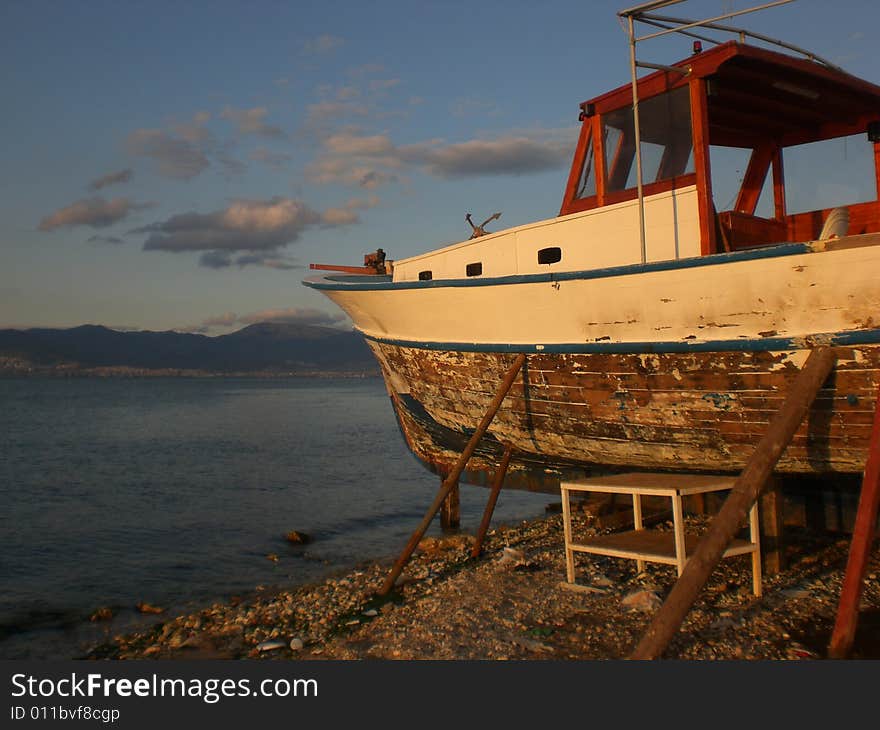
[135,602,164,615]
[417,534,474,555]
[90,513,880,661]
[285,530,312,545]
[257,639,286,652]
[89,607,113,622]
[621,589,663,612]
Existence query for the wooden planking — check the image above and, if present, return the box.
[571,529,756,563]
[379,342,880,475]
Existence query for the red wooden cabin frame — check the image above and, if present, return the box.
[560,42,880,255]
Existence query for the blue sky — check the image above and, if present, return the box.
[2,0,877,334]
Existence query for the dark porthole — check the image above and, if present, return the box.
[418,270,433,280]
[466,262,483,277]
[538,247,562,264]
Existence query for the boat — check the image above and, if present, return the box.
[304,0,880,495]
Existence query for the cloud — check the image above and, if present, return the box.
[87,234,125,245]
[306,130,572,189]
[347,63,385,78]
[408,137,571,178]
[304,101,371,128]
[334,86,360,100]
[302,34,344,55]
[126,128,210,180]
[319,194,381,226]
[198,250,300,270]
[320,207,359,226]
[221,106,286,139]
[39,197,150,231]
[323,132,396,157]
[250,147,293,169]
[138,198,320,253]
[369,78,401,93]
[203,312,238,328]
[88,168,133,191]
[185,307,346,334]
[239,307,346,327]
[172,111,212,144]
[305,157,399,188]
[134,197,357,268]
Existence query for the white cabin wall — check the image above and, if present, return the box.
[392,186,701,282]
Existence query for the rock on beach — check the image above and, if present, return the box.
[91,513,880,661]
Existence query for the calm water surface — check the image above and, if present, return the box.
[0,377,549,659]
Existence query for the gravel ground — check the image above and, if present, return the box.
[89,510,880,661]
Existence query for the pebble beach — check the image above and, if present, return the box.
[86,505,880,662]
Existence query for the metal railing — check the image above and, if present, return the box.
[616,0,839,262]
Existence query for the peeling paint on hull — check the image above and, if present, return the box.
[371,342,880,493]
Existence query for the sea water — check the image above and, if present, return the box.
[0,377,550,659]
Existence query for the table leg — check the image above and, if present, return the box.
[561,487,575,583]
[672,491,687,577]
[749,501,762,597]
[632,492,645,573]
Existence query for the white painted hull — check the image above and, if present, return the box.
[309,236,880,350]
[305,234,880,486]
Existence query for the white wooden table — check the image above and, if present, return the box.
[560,472,762,596]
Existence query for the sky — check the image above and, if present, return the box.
[1,0,877,335]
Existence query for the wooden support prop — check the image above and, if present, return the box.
[440,478,460,530]
[828,390,880,659]
[378,354,527,596]
[630,347,837,660]
[471,445,514,558]
[760,476,786,575]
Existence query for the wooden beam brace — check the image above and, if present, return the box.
[471,446,514,558]
[630,347,837,660]
[874,141,880,202]
[771,147,786,221]
[440,478,460,530]
[378,354,526,596]
[828,389,880,658]
[760,476,786,575]
[689,77,716,255]
[735,144,773,215]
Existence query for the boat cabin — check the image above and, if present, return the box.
[561,41,880,255]
[372,38,880,284]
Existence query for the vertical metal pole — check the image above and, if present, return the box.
[628,15,647,264]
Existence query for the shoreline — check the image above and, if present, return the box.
[0,368,381,379]
[88,510,880,661]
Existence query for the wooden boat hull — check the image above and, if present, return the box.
[305,237,880,492]
[369,342,880,494]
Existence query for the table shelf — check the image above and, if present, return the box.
[561,472,762,596]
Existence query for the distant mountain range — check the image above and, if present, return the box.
[0,323,379,376]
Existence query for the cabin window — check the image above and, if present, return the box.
[603,86,694,193]
[538,247,562,264]
[710,145,774,219]
[782,134,875,214]
[466,262,482,277]
[418,270,432,280]
[576,128,596,198]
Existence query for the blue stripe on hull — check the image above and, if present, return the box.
[362,328,880,354]
[303,242,812,292]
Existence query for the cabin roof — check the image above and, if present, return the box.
[583,41,880,148]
